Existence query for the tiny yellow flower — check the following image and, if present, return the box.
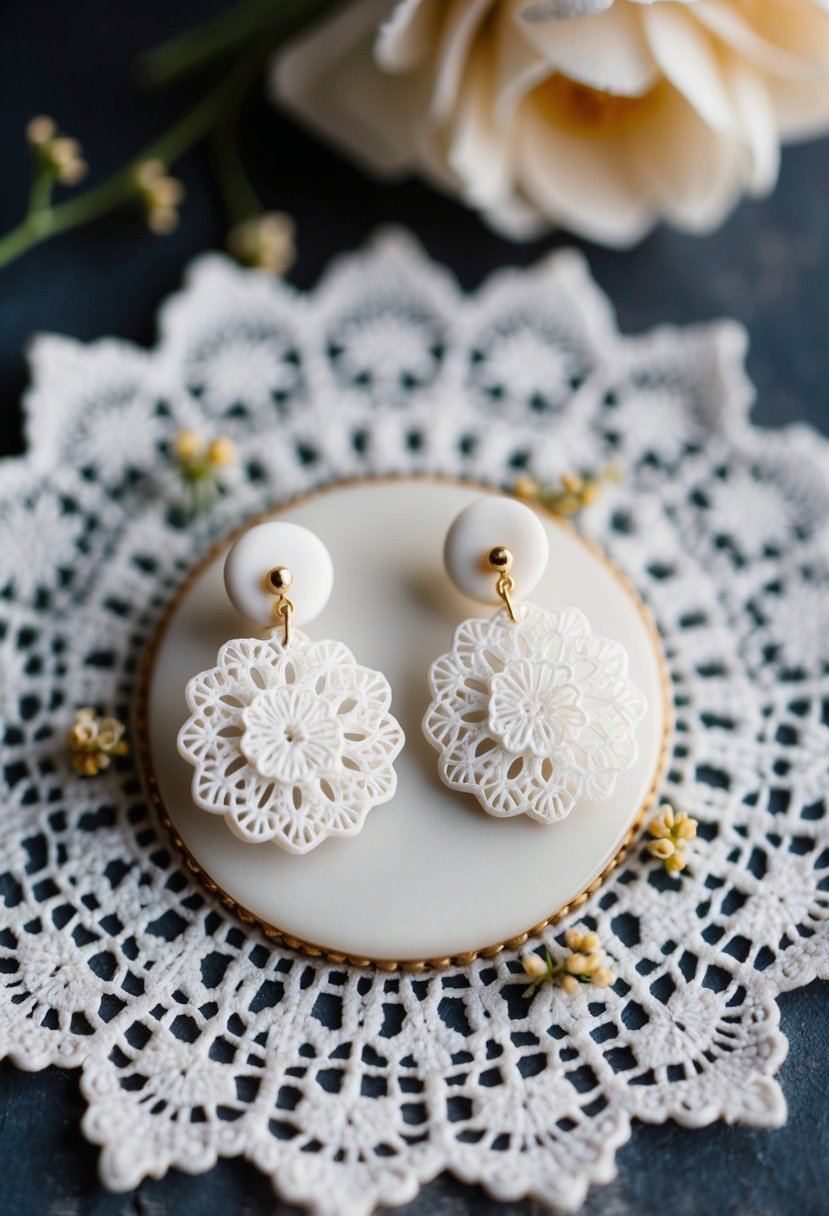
[561,471,583,494]
[560,974,578,995]
[68,708,128,777]
[675,812,697,840]
[592,967,614,989]
[27,118,87,186]
[513,474,539,500]
[522,953,546,979]
[647,838,676,860]
[564,927,583,951]
[647,802,697,875]
[26,115,57,145]
[206,436,236,469]
[228,212,296,276]
[580,931,600,954]
[136,159,184,235]
[173,429,205,462]
[566,952,588,975]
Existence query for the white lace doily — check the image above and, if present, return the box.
[1,230,828,1214]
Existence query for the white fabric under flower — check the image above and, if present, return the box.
[424,604,647,823]
[177,630,403,854]
[0,232,826,1214]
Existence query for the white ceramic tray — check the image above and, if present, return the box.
[138,478,671,968]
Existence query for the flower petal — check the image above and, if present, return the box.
[642,3,735,133]
[516,98,657,247]
[517,2,660,97]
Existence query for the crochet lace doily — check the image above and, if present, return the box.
[1,230,827,1214]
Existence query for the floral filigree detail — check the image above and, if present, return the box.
[423,603,647,823]
[240,685,343,782]
[178,629,404,853]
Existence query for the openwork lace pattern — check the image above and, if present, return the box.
[423,604,647,822]
[178,631,403,853]
[0,231,827,1213]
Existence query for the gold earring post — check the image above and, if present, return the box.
[487,546,517,623]
[266,565,294,646]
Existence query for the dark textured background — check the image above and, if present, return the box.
[1,2,828,1214]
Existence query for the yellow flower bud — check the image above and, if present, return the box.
[580,953,601,974]
[647,838,675,860]
[581,482,600,505]
[522,953,546,979]
[513,475,538,500]
[561,471,583,494]
[27,115,57,145]
[147,205,179,235]
[207,436,236,469]
[676,816,698,840]
[560,974,578,995]
[50,136,81,166]
[564,928,583,950]
[136,158,165,189]
[580,931,600,954]
[592,968,614,989]
[566,953,588,975]
[58,158,88,186]
[665,852,687,875]
[659,803,675,828]
[96,718,125,752]
[173,429,205,462]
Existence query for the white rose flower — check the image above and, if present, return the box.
[273,0,829,246]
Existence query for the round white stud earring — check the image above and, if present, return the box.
[422,498,648,824]
[177,521,405,854]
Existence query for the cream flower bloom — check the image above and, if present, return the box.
[423,604,647,823]
[273,0,829,245]
[177,631,404,854]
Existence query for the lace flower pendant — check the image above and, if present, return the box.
[177,521,404,854]
[422,497,647,824]
[424,604,647,823]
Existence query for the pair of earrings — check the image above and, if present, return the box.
[177,498,647,854]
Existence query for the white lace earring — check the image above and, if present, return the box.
[177,521,404,854]
[422,498,647,825]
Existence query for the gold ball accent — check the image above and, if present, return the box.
[266,566,293,593]
[487,546,514,573]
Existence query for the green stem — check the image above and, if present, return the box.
[0,60,256,272]
[136,0,336,90]
[210,115,262,225]
[28,163,55,214]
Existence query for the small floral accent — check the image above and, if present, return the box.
[68,708,128,777]
[27,115,88,186]
[227,212,296,276]
[171,428,237,515]
[647,802,698,874]
[514,467,621,517]
[241,686,343,783]
[489,658,587,757]
[522,928,615,998]
[135,158,185,234]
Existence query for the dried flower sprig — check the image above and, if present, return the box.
[521,928,615,998]
[514,466,622,517]
[0,0,341,274]
[647,802,698,874]
[172,429,237,516]
[27,116,88,190]
[68,708,128,777]
[135,159,185,234]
